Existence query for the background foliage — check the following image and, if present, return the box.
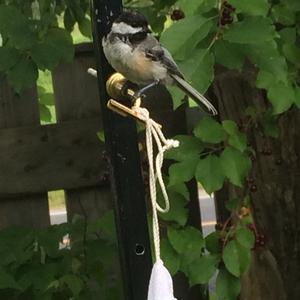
[0,0,299,299]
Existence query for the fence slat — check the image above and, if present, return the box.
[0,119,105,195]
[0,78,50,228]
[52,43,112,222]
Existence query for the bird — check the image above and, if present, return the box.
[102,10,218,115]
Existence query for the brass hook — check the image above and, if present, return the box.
[106,72,141,106]
[105,73,161,127]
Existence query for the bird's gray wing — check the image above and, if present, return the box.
[142,37,218,115]
[142,37,184,78]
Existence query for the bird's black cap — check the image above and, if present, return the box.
[115,10,148,28]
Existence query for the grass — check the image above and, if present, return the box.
[48,190,66,212]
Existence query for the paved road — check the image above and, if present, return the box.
[50,210,67,225]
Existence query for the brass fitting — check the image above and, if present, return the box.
[106,72,137,102]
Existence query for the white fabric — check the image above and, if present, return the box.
[147,260,177,300]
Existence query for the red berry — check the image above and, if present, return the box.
[247,176,255,184]
[171,9,185,21]
[259,240,265,246]
[250,184,257,192]
[222,9,231,18]
[215,223,223,230]
[247,223,255,231]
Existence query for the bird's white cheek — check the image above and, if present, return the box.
[102,38,132,71]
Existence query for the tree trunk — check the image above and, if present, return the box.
[209,67,300,300]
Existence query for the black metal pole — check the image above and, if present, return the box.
[90,1,152,299]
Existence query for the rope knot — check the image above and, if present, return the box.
[133,106,150,122]
[165,139,180,150]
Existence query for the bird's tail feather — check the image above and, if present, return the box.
[170,74,218,115]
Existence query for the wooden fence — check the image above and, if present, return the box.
[0,42,195,228]
[0,43,110,228]
[0,42,206,299]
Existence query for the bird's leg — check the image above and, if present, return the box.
[134,80,160,100]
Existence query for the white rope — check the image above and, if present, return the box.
[133,107,179,262]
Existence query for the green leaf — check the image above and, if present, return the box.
[168,182,189,201]
[178,49,215,96]
[278,28,296,44]
[39,104,52,122]
[19,263,58,292]
[220,147,251,187]
[267,83,294,114]
[213,40,245,70]
[7,56,38,92]
[64,8,76,31]
[236,226,255,249]
[168,158,198,186]
[87,210,117,242]
[224,17,277,44]
[0,267,21,290]
[140,7,166,34]
[216,267,241,300]
[244,41,288,83]
[31,28,74,70]
[60,274,83,297]
[0,5,36,49]
[222,120,239,136]
[225,198,240,212]
[165,135,203,162]
[284,0,300,11]
[175,0,205,16]
[194,117,225,144]
[222,120,247,152]
[272,4,295,26]
[282,44,300,66]
[205,231,222,254]
[78,17,92,38]
[159,192,188,226]
[256,70,275,90]
[161,238,180,275]
[188,254,219,285]
[168,226,204,256]
[97,131,105,143]
[40,93,55,106]
[195,155,225,194]
[160,16,213,60]
[222,240,251,277]
[261,110,279,138]
[228,133,247,152]
[229,0,269,16]
[0,47,21,71]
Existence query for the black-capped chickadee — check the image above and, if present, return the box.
[102,10,217,115]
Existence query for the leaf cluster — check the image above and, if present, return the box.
[158,0,300,113]
[166,117,251,194]
[0,0,91,92]
[0,211,122,300]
